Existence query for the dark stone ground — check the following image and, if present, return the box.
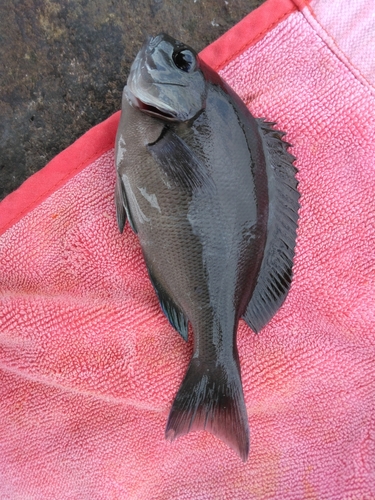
[0,0,265,201]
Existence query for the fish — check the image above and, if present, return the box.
[115,33,299,461]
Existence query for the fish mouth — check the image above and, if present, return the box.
[126,87,177,122]
[135,98,177,122]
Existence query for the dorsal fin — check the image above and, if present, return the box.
[147,266,189,342]
[242,120,300,333]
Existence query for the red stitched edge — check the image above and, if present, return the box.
[0,112,120,235]
[3,148,111,231]
[214,7,296,72]
[0,0,308,235]
[199,0,307,71]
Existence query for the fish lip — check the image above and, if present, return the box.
[125,87,179,122]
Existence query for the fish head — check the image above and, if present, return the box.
[126,33,207,122]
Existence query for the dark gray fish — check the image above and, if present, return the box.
[115,33,299,461]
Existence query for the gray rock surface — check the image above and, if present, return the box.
[0,0,265,200]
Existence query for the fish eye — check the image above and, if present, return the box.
[172,49,196,72]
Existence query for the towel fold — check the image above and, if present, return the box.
[1,0,375,498]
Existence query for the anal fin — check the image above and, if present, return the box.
[243,120,300,333]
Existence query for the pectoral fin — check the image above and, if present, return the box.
[242,120,300,333]
[147,128,214,193]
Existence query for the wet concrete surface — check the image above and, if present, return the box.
[0,0,265,200]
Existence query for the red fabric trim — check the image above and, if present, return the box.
[291,0,313,12]
[200,0,300,71]
[0,0,309,236]
[0,112,120,235]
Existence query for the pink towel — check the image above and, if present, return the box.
[1,0,375,497]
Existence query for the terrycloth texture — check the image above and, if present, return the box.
[1,0,375,497]
[310,0,375,87]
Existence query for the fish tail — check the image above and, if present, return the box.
[165,356,249,461]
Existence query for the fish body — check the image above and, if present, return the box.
[115,34,299,461]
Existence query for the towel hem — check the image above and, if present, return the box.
[200,0,301,71]
[0,0,303,236]
[0,113,120,235]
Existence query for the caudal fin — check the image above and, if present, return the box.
[165,357,249,461]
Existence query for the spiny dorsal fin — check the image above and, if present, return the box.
[147,266,188,342]
[242,120,300,333]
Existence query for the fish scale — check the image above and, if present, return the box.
[115,33,299,461]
